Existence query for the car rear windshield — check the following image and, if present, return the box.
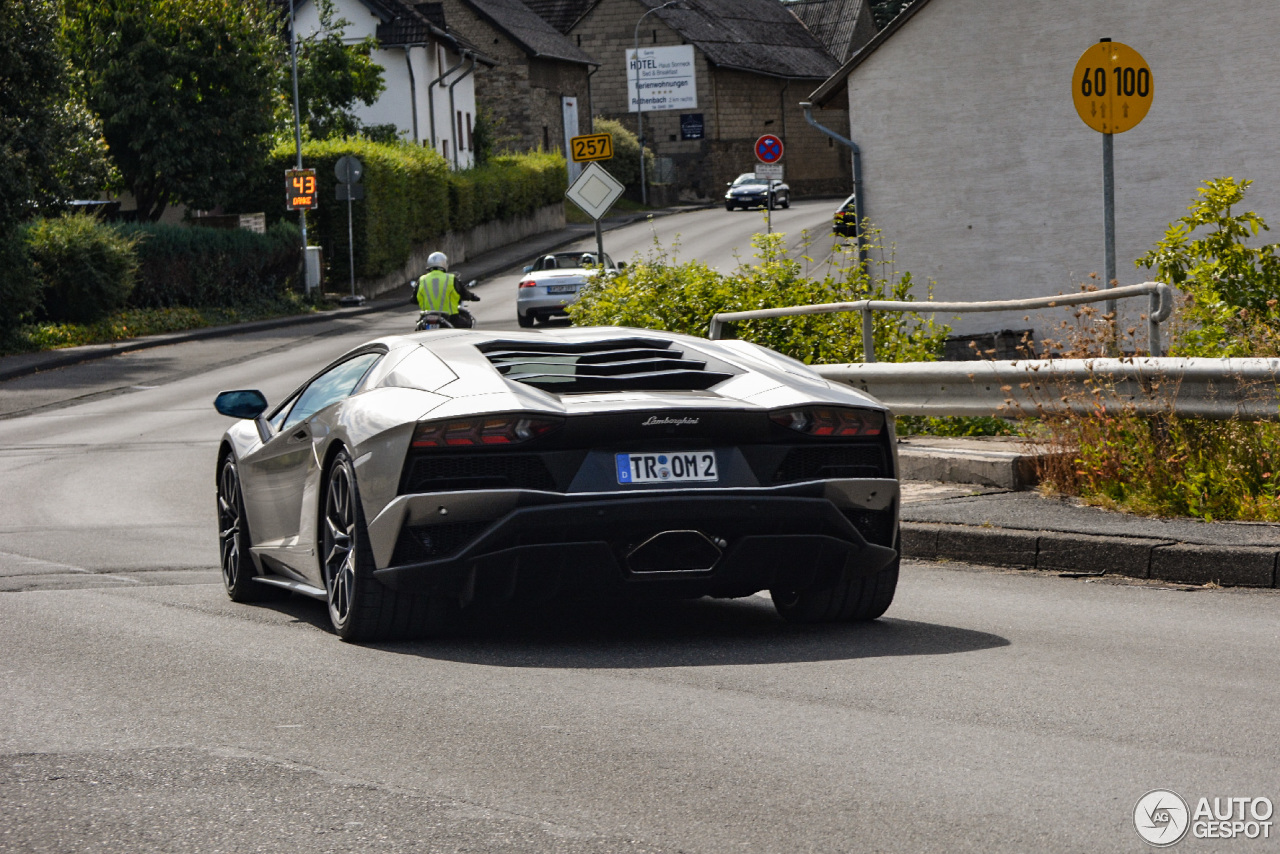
[530,252,614,271]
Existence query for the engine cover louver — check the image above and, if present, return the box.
[478,337,737,393]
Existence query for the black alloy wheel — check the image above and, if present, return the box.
[322,450,450,641]
[217,455,277,602]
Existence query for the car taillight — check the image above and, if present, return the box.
[518,278,537,289]
[770,406,884,437]
[411,414,562,448]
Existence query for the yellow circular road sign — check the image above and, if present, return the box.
[1073,41,1153,134]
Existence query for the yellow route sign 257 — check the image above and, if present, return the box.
[1073,41,1153,134]
[569,133,613,163]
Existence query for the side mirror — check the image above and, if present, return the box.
[522,265,533,274]
[214,389,269,420]
[616,261,627,271]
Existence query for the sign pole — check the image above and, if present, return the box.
[595,219,606,271]
[346,192,356,298]
[1102,131,1117,319]
[767,187,772,235]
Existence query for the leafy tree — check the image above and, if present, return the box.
[0,0,113,227]
[64,0,280,220]
[289,0,386,140]
[1137,177,1280,357]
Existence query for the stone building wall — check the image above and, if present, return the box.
[437,0,591,155]
[571,0,850,200]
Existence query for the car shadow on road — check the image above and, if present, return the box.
[378,595,1009,668]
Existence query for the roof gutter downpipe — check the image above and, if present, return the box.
[447,55,478,169]
[429,52,466,150]
[801,101,865,267]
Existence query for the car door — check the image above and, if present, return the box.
[239,351,383,576]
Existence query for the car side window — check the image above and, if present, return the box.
[280,352,382,431]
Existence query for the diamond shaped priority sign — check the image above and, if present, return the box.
[565,162,625,221]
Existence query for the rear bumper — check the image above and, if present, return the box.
[517,291,582,318]
[369,481,898,601]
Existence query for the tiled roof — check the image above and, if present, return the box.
[784,0,877,62]
[522,0,594,33]
[807,0,935,105]
[463,0,597,64]
[644,0,840,80]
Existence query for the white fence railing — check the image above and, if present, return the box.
[708,282,1175,360]
[814,358,1280,420]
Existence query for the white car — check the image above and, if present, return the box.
[516,252,624,328]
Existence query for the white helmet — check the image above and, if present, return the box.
[427,251,448,270]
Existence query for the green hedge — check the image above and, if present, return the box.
[27,213,139,323]
[118,221,301,308]
[247,141,566,280]
[0,226,41,337]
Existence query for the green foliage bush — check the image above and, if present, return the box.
[27,213,139,323]
[118,221,301,308]
[0,227,41,338]
[250,141,564,280]
[448,152,567,233]
[1037,176,1280,521]
[591,117,653,197]
[1137,177,1280,357]
[568,225,948,365]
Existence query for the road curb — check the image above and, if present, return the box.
[0,301,398,383]
[902,521,1280,588]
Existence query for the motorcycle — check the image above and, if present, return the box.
[410,278,480,331]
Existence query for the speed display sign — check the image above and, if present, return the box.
[285,169,318,211]
[1072,41,1153,134]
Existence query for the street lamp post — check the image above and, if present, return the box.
[289,0,311,291]
[632,1,681,206]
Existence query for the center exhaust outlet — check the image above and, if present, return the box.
[626,530,723,574]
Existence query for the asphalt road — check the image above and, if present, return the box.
[2,205,1278,853]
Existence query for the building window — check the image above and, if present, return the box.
[466,112,473,151]
[542,126,549,149]
[443,139,449,160]
[457,111,464,149]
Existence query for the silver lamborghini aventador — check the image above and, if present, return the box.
[214,327,901,641]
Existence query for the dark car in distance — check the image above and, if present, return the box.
[725,173,790,211]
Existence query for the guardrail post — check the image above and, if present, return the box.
[861,307,876,362]
[708,317,723,340]
[1148,290,1162,357]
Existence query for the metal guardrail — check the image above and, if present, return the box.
[814,358,1280,420]
[708,282,1175,360]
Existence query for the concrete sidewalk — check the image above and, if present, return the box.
[901,481,1280,589]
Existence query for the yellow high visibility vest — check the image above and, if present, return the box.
[416,270,460,314]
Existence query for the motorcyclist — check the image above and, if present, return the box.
[415,251,479,328]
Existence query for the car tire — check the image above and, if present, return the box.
[517,311,535,328]
[322,450,452,641]
[781,194,790,209]
[770,537,899,623]
[725,202,735,211]
[217,454,284,602]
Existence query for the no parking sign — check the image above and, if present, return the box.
[755,134,783,164]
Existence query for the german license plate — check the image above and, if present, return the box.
[616,451,717,484]
[546,283,577,294]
